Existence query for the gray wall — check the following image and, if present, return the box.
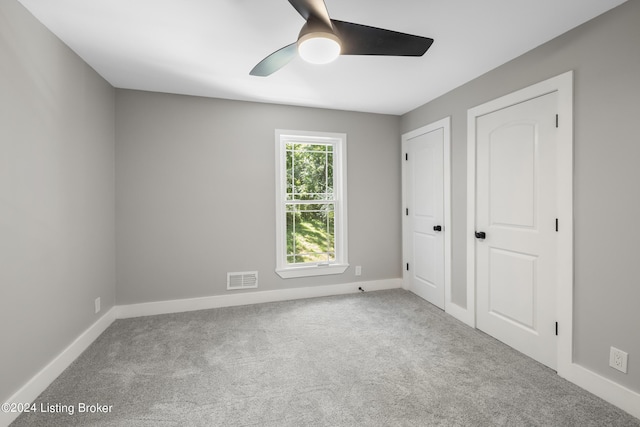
[0,0,115,403]
[401,0,640,392]
[115,90,401,304]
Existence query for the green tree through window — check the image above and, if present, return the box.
[285,143,335,264]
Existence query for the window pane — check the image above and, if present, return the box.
[286,147,293,195]
[327,210,335,257]
[326,152,333,198]
[286,211,295,260]
[286,143,334,201]
[285,203,335,264]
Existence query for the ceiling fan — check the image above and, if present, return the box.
[250,0,434,76]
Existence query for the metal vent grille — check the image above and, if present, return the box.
[227,271,258,290]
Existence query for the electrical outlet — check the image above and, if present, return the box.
[95,297,101,314]
[609,347,628,373]
[355,266,362,276]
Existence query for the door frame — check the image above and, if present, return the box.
[401,116,452,311]
[466,71,573,374]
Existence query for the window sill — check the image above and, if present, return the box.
[276,263,349,279]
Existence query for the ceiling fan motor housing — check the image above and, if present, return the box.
[297,18,342,64]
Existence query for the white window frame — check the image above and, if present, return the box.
[275,129,348,279]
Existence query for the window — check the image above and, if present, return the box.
[275,129,348,278]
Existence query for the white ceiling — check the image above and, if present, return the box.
[18,0,627,115]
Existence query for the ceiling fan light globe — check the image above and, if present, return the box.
[298,32,341,64]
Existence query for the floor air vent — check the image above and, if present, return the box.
[227,271,258,290]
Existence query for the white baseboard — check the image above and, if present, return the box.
[117,278,402,319]
[0,308,117,427]
[562,362,640,420]
[403,283,475,328]
[444,302,474,327]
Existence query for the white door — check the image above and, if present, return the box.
[475,92,558,369]
[403,126,445,309]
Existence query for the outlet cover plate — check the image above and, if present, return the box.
[609,346,628,373]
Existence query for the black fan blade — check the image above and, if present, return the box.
[250,43,298,76]
[288,0,332,28]
[331,20,433,56]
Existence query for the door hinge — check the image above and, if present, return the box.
[555,322,558,336]
[555,114,559,128]
[555,218,559,232]
[405,153,408,161]
[406,262,409,271]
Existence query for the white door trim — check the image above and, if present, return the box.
[466,71,573,373]
[402,117,452,313]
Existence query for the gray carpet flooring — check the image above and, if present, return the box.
[11,289,640,426]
